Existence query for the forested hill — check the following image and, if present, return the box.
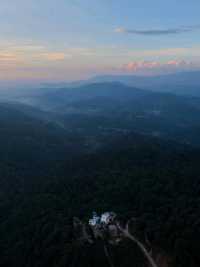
[1,107,200,267]
[1,82,200,267]
[0,102,85,169]
[7,82,200,148]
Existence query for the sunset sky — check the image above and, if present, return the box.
[1,0,200,81]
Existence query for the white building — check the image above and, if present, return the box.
[89,212,100,226]
[101,212,116,225]
[89,211,116,226]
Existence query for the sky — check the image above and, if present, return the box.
[0,0,200,82]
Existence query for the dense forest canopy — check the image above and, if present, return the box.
[1,81,200,267]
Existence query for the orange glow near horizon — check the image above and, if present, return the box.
[0,42,200,81]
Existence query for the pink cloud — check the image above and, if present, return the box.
[0,53,19,62]
[124,61,161,71]
[121,60,198,74]
[40,52,67,61]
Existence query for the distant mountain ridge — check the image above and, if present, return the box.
[38,71,200,97]
[89,71,200,97]
[3,81,200,147]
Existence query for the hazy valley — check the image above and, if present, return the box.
[1,75,200,267]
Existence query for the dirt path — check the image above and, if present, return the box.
[117,221,158,267]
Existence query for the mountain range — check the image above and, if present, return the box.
[1,73,200,267]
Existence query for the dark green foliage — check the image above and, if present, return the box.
[1,132,200,266]
[0,101,200,267]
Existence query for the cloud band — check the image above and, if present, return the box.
[115,25,200,36]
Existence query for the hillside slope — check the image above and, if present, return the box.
[1,123,200,267]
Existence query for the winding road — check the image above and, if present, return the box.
[117,220,158,267]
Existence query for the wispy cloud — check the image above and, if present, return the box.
[40,52,68,61]
[120,60,199,74]
[0,52,24,71]
[0,53,19,62]
[115,25,200,36]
